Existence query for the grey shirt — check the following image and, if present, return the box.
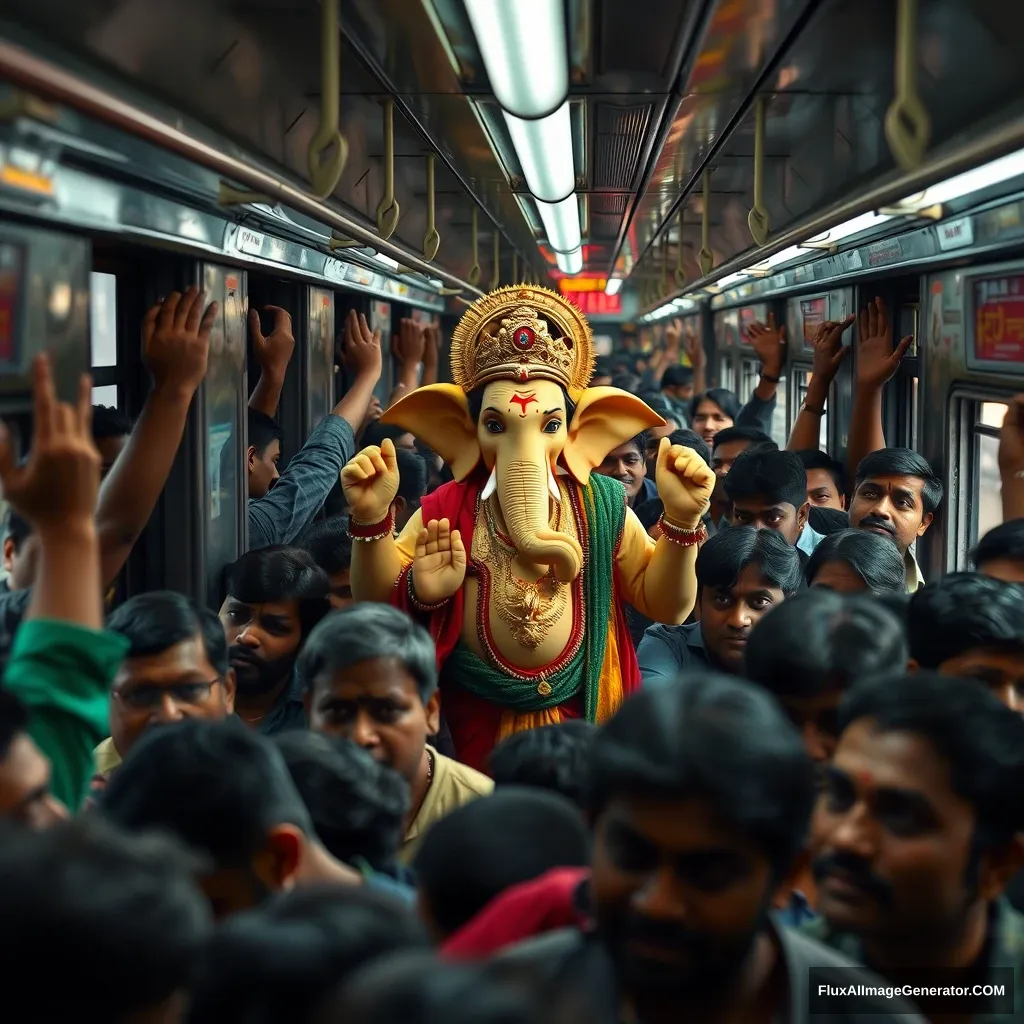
[636,620,711,687]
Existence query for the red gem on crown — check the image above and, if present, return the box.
[512,326,536,351]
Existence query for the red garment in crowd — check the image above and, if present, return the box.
[441,866,591,959]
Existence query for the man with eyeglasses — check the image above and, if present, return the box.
[91,592,237,792]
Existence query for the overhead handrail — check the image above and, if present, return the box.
[468,207,481,286]
[747,96,770,246]
[307,0,348,199]
[219,180,272,206]
[674,207,687,288]
[885,0,930,172]
[699,168,714,276]
[375,99,400,239]
[512,251,519,282]
[422,153,440,261]
[491,230,500,289]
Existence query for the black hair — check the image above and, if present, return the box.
[3,507,32,549]
[643,396,681,424]
[744,591,908,698]
[906,572,1024,668]
[107,591,229,677]
[91,404,133,441]
[795,448,848,497]
[807,505,851,536]
[488,721,597,809]
[0,815,210,1020]
[839,672,1024,849]
[712,426,775,452]
[611,373,641,394]
[689,387,741,423]
[618,431,647,459]
[854,447,944,515]
[587,673,815,877]
[247,410,285,456]
[662,365,694,389]
[696,526,803,596]
[804,528,907,594]
[271,732,409,873]
[664,428,711,466]
[413,787,590,938]
[723,446,807,510]
[187,886,429,1024]
[395,448,428,507]
[99,719,314,868]
[633,498,665,533]
[0,686,27,761]
[299,516,352,576]
[593,356,613,376]
[467,385,577,425]
[973,519,1024,570]
[874,590,910,627]
[222,545,330,639]
[362,421,414,448]
[300,604,438,703]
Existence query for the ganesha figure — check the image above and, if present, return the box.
[341,285,714,771]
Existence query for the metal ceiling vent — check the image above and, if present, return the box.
[593,102,652,190]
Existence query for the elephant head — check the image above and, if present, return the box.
[380,378,663,581]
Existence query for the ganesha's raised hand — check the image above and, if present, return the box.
[412,518,467,605]
[655,437,715,528]
[340,436,400,523]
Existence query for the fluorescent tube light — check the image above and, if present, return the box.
[822,211,893,243]
[555,247,583,275]
[371,252,400,271]
[717,272,747,288]
[503,103,575,202]
[606,277,623,296]
[913,148,1024,206]
[536,195,581,253]
[464,0,568,119]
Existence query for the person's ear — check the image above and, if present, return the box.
[260,825,304,890]
[978,834,1024,902]
[222,667,237,713]
[2,537,14,572]
[797,500,810,532]
[246,446,258,472]
[916,512,934,537]
[391,495,407,519]
[424,689,441,737]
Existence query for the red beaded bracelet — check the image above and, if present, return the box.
[658,516,708,548]
[348,508,396,541]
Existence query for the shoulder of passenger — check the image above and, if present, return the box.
[434,749,494,799]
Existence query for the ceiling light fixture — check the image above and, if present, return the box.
[605,277,623,296]
[503,103,575,203]
[537,195,582,254]
[555,246,583,275]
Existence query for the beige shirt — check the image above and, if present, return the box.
[401,745,493,863]
[905,549,924,592]
[93,736,122,776]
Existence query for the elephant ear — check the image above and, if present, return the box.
[380,383,480,480]
[562,387,666,485]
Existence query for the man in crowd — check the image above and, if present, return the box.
[973,519,1024,584]
[708,428,776,527]
[906,572,1024,712]
[301,603,492,862]
[847,448,942,591]
[806,674,1024,1017]
[300,516,354,609]
[219,546,330,733]
[594,431,655,507]
[638,527,802,685]
[93,591,237,786]
[796,448,848,510]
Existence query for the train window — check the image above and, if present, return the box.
[771,373,789,448]
[718,353,735,392]
[92,384,118,407]
[90,272,118,367]
[910,376,919,452]
[739,358,759,402]
[793,368,828,449]
[972,401,1006,550]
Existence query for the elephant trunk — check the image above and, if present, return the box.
[496,458,583,583]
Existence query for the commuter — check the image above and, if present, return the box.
[272,731,409,877]
[1,507,35,592]
[806,674,1024,1018]
[300,515,354,608]
[973,519,1024,584]
[637,527,801,684]
[94,591,237,786]
[785,317,853,452]
[906,572,1024,711]
[594,431,654,506]
[247,308,381,549]
[660,363,696,411]
[448,676,920,1021]
[711,426,776,479]
[301,604,492,862]
[394,447,429,531]
[795,447,848,510]
[414,788,590,942]
[363,420,418,452]
[646,425,710,481]
[805,528,908,594]
[187,887,428,1024]
[488,720,596,810]
[90,403,134,478]
[690,387,744,445]
[0,688,67,827]
[99,719,363,918]
[0,816,211,1022]
[848,447,943,591]
[219,545,330,733]
[724,446,812,553]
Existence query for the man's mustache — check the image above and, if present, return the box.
[811,851,894,906]
[858,515,896,538]
[228,646,262,669]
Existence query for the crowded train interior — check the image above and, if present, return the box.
[2,0,1024,1021]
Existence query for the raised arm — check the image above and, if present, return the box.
[387,318,427,409]
[786,317,853,451]
[682,324,707,395]
[846,297,913,480]
[94,287,215,586]
[247,305,295,417]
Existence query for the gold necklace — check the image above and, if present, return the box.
[478,484,572,650]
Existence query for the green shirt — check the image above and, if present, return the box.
[3,619,128,811]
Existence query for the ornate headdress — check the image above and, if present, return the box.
[450,285,595,400]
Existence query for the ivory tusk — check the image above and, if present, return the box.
[481,467,498,501]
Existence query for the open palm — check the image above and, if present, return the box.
[413,518,467,605]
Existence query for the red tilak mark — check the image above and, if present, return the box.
[509,393,538,417]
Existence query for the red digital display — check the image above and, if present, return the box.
[800,297,828,348]
[973,274,1024,364]
[573,291,622,316]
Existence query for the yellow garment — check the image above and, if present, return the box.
[93,736,122,776]
[400,745,493,864]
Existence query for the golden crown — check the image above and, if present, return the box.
[449,284,594,398]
